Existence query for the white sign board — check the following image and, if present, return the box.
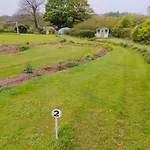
[52,109,62,118]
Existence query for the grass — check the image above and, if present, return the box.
[0,34,62,45]
[0,45,98,80]
[0,43,150,149]
[0,34,92,45]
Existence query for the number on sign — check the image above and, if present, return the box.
[54,110,59,117]
[52,109,62,118]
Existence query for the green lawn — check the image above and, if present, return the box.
[0,34,61,45]
[0,45,97,80]
[0,44,150,149]
[0,34,91,45]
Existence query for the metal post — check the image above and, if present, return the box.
[16,22,19,34]
[55,118,58,139]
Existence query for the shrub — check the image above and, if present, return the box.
[0,28,5,32]
[58,66,64,71]
[88,37,96,41]
[27,28,34,34]
[131,19,150,44]
[18,45,30,51]
[48,27,57,34]
[23,64,34,73]
[100,43,113,51]
[112,27,132,39]
[85,54,94,61]
[66,29,95,38]
[60,38,67,43]
[69,40,75,44]
[24,24,30,30]
[67,62,79,68]
[37,27,46,34]
[117,16,133,28]
[14,25,27,33]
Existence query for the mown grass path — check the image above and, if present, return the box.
[0,46,149,149]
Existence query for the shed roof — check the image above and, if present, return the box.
[96,27,109,30]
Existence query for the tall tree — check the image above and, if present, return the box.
[19,0,45,28]
[44,0,94,28]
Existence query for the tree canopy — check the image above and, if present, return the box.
[18,0,45,28]
[44,0,94,28]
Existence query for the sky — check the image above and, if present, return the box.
[0,0,150,16]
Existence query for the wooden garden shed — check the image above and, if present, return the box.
[95,27,109,38]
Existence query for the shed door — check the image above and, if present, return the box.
[101,30,104,38]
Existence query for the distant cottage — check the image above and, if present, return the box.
[95,27,109,38]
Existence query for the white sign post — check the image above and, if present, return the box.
[52,109,62,139]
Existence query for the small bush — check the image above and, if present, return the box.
[25,42,30,45]
[60,38,67,43]
[88,37,96,41]
[23,64,34,73]
[100,43,113,51]
[58,66,64,71]
[139,48,147,53]
[18,45,30,51]
[67,62,79,68]
[37,27,46,34]
[69,40,75,44]
[112,27,132,39]
[85,54,94,61]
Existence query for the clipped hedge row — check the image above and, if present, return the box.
[65,28,95,38]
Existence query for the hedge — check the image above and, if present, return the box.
[65,29,95,38]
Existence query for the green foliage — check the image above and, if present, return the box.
[24,24,30,30]
[14,25,27,33]
[73,16,120,30]
[112,27,132,39]
[18,45,30,51]
[58,66,64,71]
[44,0,94,28]
[69,40,75,43]
[88,37,96,41]
[131,19,150,45]
[66,28,95,38]
[67,62,79,68]
[85,54,94,61]
[112,16,133,39]
[146,55,150,63]
[117,16,133,28]
[23,64,34,73]
[60,38,67,42]
[103,11,129,17]
[100,43,113,51]
[37,27,46,34]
